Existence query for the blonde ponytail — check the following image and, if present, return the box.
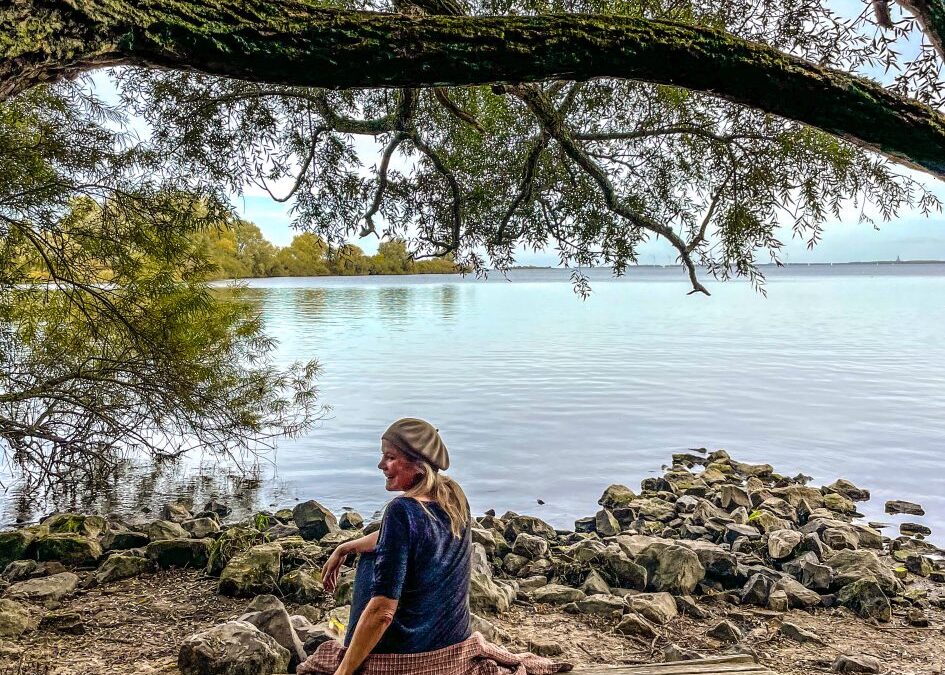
[405,462,470,538]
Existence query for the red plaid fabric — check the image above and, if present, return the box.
[297,632,573,675]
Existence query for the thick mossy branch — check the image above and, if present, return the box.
[3,1,945,179]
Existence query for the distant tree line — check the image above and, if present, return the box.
[197,221,460,280]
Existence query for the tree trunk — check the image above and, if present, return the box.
[3,1,945,179]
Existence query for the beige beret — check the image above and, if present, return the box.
[382,418,449,471]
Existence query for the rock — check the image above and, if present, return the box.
[162,500,193,523]
[146,538,212,569]
[581,569,610,595]
[178,620,290,675]
[851,525,883,550]
[747,510,792,534]
[149,520,189,541]
[338,511,364,530]
[831,655,881,673]
[759,497,798,522]
[706,620,742,643]
[518,575,549,591]
[502,553,529,576]
[565,593,625,616]
[574,517,597,533]
[627,592,678,625]
[616,613,656,638]
[900,522,932,537]
[504,515,557,542]
[239,595,306,670]
[533,584,585,605]
[599,549,648,590]
[636,543,705,595]
[825,479,870,502]
[822,526,859,551]
[0,598,38,637]
[34,533,102,567]
[0,530,37,568]
[826,550,902,595]
[720,485,751,510]
[885,500,924,516]
[907,607,929,627]
[599,484,637,509]
[469,612,497,641]
[663,644,702,662]
[724,524,761,543]
[677,541,737,581]
[780,621,824,645]
[218,542,282,597]
[741,573,774,606]
[772,486,826,511]
[774,577,822,609]
[797,533,827,560]
[836,578,891,622]
[44,513,107,538]
[512,533,549,560]
[470,571,515,614]
[768,530,803,560]
[823,493,856,515]
[528,638,564,657]
[5,572,78,605]
[675,595,709,619]
[102,530,150,551]
[203,499,231,518]
[471,528,498,554]
[595,509,621,537]
[182,518,221,539]
[292,500,339,541]
[279,569,323,602]
[95,553,152,584]
[2,560,37,582]
[206,527,267,576]
[767,589,789,612]
[905,554,933,577]
[40,609,84,634]
[289,614,322,644]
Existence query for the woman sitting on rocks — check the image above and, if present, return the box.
[298,418,569,675]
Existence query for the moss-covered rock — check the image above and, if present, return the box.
[837,578,891,622]
[279,569,323,602]
[0,598,39,637]
[34,533,102,567]
[44,513,106,538]
[218,542,282,597]
[146,538,212,569]
[0,530,36,568]
[95,553,153,584]
[206,526,268,576]
[292,501,339,542]
[101,529,150,551]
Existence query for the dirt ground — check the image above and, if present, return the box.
[1,569,943,674]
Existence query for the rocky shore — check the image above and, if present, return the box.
[0,449,942,675]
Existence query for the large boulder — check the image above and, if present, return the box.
[470,571,516,615]
[44,513,107,538]
[504,515,556,542]
[774,577,822,609]
[0,598,39,637]
[292,501,339,541]
[95,553,152,585]
[836,578,891,622]
[146,538,212,569]
[599,547,648,590]
[5,572,79,605]
[279,569,323,602]
[782,555,833,590]
[627,592,678,625]
[218,543,283,598]
[34,534,102,567]
[825,479,870,502]
[149,520,190,541]
[178,621,290,675]
[599,484,636,509]
[564,594,626,617]
[512,533,549,560]
[826,550,902,595]
[636,544,705,595]
[594,510,620,537]
[238,595,306,670]
[677,540,737,581]
[206,526,267,576]
[338,511,364,530]
[0,530,37,568]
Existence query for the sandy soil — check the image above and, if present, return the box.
[1,569,943,674]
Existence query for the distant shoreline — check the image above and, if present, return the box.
[510,260,945,270]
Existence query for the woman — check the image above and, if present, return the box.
[318,418,473,670]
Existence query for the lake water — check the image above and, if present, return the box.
[3,265,943,543]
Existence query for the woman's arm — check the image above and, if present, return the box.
[333,595,398,675]
[322,530,380,593]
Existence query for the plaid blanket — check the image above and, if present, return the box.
[297,632,573,675]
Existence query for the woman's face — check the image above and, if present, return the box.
[378,441,421,492]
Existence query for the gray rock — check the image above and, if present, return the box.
[616,612,656,638]
[774,576,822,609]
[677,540,737,581]
[706,620,741,643]
[836,578,891,622]
[95,553,152,585]
[599,484,637,509]
[782,555,833,591]
[502,553,529,577]
[663,643,702,662]
[826,550,902,595]
[34,533,102,567]
[182,518,221,539]
[901,522,932,537]
[767,589,789,612]
[470,571,515,614]
[2,560,37,582]
[740,573,774,606]
[178,620,290,675]
[518,575,549,591]
[636,543,705,595]
[512,533,549,560]
[720,485,751,510]
[825,479,870,502]
[149,520,189,541]
[239,595,306,670]
[599,548,648,590]
[822,526,859,551]
[831,655,881,673]
[528,638,564,657]
[265,523,301,540]
[504,515,557,542]
[675,594,709,619]
[724,523,761,543]
[758,497,797,522]
[218,543,282,597]
[767,530,803,560]
[780,621,824,645]
[162,500,193,524]
[0,598,39,637]
[532,584,585,605]
[279,569,323,602]
[823,493,856,515]
[595,509,620,537]
[471,528,497,554]
[339,511,364,530]
[885,500,924,516]
[574,516,597,533]
[565,593,625,616]
[203,499,231,518]
[101,530,150,551]
[851,525,883,550]
[292,500,339,541]
[627,592,677,625]
[5,572,78,605]
[906,607,929,627]
[469,613,497,641]
[146,538,212,569]
[580,569,610,595]
[748,510,792,534]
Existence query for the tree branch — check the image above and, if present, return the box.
[3,2,945,179]
[360,132,406,237]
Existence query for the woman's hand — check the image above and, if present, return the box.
[321,543,349,594]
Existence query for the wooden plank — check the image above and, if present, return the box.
[574,654,777,675]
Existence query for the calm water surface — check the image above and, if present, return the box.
[4,265,944,541]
